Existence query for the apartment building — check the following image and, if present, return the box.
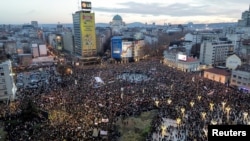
[231,64,250,93]
[200,39,234,66]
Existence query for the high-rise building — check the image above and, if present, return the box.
[72,1,96,57]
[237,5,250,27]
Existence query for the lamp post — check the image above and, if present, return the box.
[167,98,172,105]
[155,100,159,107]
[201,112,206,120]
[221,101,226,111]
[209,102,214,111]
[197,95,201,101]
[176,118,181,127]
[190,101,195,108]
[161,125,167,136]
[181,107,185,118]
[243,112,248,124]
[225,106,231,122]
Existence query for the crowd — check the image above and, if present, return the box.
[0,57,249,141]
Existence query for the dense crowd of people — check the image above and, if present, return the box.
[0,57,249,141]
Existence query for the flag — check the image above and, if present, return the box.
[192,76,195,82]
[207,89,214,95]
[121,93,123,100]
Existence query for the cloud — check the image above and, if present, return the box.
[25,9,37,15]
[92,2,245,18]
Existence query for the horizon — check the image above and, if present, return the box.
[0,0,249,25]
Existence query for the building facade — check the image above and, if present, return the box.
[203,68,231,84]
[200,40,234,66]
[72,11,97,57]
[0,60,16,101]
[231,64,250,93]
[163,51,200,72]
[226,54,242,70]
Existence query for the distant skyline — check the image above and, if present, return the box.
[0,0,249,25]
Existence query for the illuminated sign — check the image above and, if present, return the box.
[81,1,91,9]
[178,54,187,61]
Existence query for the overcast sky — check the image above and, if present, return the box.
[0,0,249,25]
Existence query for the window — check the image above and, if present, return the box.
[4,91,7,95]
[238,76,242,79]
[237,81,241,84]
[0,73,4,76]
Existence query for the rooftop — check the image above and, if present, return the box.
[204,68,231,76]
[235,64,250,72]
[113,15,122,21]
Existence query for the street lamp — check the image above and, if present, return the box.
[209,102,214,111]
[161,125,167,136]
[190,101,195,108]
[243,112,248,120]
[167,98,172,105]
[176,118,181,126]
[201,112,206,120]
[181,107,185,117]
[222,101,226,111]
[197,95,201,101]
[225,106,231,121]
[155,100,159,107]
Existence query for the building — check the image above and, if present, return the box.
[31,21,38,29]
[200,39,234,66]
[0,60,16,101]
[72,2,97,57]
[230,64,250,93]
[237,5,250,27]
[163,51,200,72]
[226,54,242,70]
[110,15,126,35]
[203,68,231,84]
[62,32,74,54]
[31,43,39,58]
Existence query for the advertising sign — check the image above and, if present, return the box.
[111,37,122,59]
[81,1,91,9]
[80,13,96,55]
[178,54,187,61]
[121,41,133,58]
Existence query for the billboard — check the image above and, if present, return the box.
[178,54,187,61]
[81,1,91,9]
[121,41,133,58]
[80,13,96,56]
[111,37,122,59]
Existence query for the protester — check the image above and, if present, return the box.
[0,56,249,141]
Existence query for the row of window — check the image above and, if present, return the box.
[231,79,250,86]
[232,75,249,80]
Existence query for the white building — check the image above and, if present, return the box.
[200,40,234,66]
[0,60,16,101]
[163,51,200,72]
[184,33,202,44]
[226,54,242,70]
[110,15,126,35]
[231,64,250,93]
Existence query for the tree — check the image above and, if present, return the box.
[20,99,39,121]
[190,43,201,58]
